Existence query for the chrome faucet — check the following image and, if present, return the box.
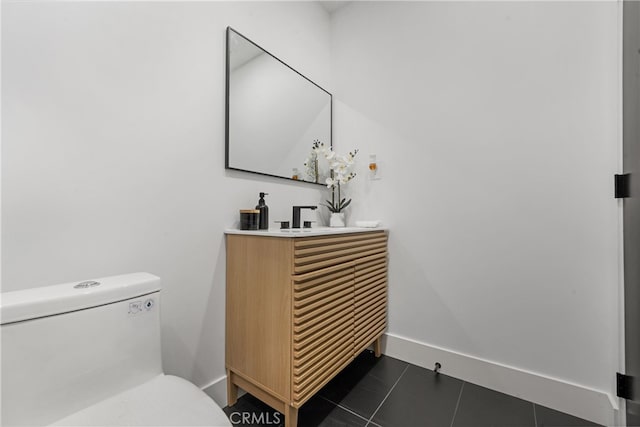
[292,206,317,228]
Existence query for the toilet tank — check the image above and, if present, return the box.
[1,273,163,426]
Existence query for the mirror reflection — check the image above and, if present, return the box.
[225,27,332,185]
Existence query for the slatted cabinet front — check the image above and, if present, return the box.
[293,232,388,274]
[292,263,355,405]
[355,252,388,354]
[291,231,387,406]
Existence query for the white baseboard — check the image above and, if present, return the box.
[203,335,619,425]
[202,375,230,409]
[202,375,247,410]
[382,333,618,426]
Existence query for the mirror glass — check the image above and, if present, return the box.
[225,27,332,185]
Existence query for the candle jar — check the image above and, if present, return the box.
[239,209,260,230]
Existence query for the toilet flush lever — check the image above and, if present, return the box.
[74,281,101,289]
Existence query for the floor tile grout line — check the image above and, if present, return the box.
[366,363,410,424]
[336,403,371,423]
[533,402,538,427]
[449,381,465,427]
[320,395,341,407]
[320,395,370,424]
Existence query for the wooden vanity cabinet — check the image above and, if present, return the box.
[225,230,388,427]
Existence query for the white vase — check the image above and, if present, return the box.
[329,212,346,227]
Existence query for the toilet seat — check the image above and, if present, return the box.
[50,375,231,426]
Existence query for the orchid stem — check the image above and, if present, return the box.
[331,170,335,209]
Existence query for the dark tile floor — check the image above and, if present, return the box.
[223,350,601,427]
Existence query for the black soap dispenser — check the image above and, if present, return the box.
[256,192,269,230]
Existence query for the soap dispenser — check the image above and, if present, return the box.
[256,192,269,230]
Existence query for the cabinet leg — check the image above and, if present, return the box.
[226,369,238,406]
[374,336,382,358]
[284,405,298,427]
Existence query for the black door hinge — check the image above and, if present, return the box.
[615,173,630,198]
[617,372,634,399]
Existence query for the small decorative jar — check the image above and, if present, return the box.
[239,209,260,230]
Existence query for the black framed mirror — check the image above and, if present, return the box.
[225,27,332,185]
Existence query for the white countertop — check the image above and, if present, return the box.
[224,226,387,238]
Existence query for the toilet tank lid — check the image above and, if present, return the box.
[1,273,161,325]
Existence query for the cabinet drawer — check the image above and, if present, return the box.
[292,264,355,405]
[294,232,387,274]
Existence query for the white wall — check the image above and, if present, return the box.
[331,1,621,423]
[1,0,330,393]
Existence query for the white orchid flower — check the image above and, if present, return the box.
[342,155,354,166]
[312,143,358,212]
[325,177,337,188]
[325,150,336,160]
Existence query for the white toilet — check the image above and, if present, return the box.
[1,272,231,427]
